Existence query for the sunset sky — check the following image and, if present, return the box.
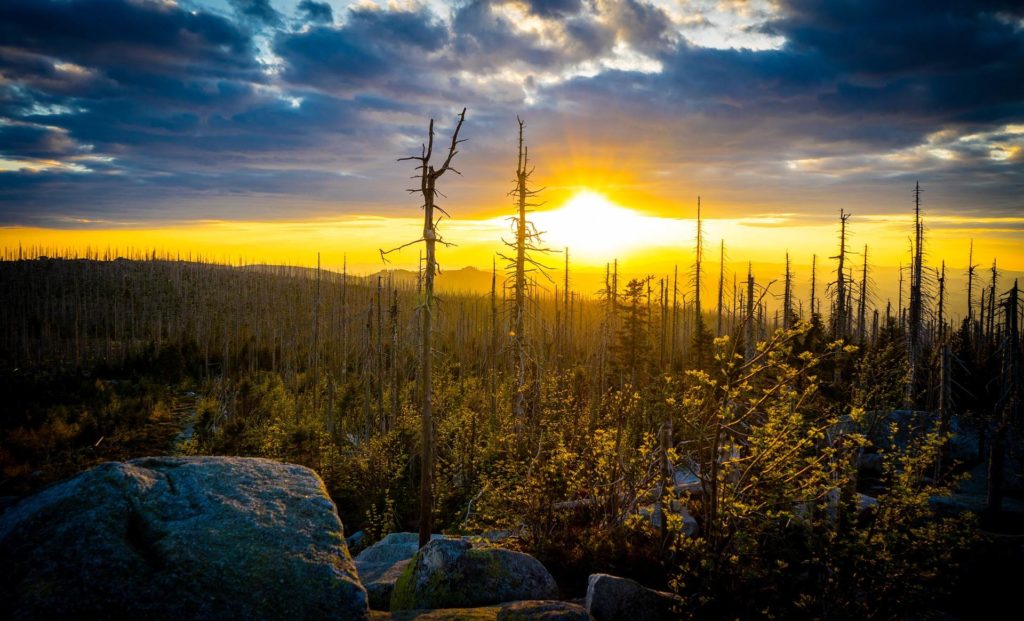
[1,0,1022,287]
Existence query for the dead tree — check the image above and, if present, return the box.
[783,251,793,330]
[341,255,349,379]
[810,254,818,320]
[745,263,755,362]
[382,107,467,548]
[966,240,976,327]
[716,240,726,336]
[691,197,713,367]
[908,182,925,406]
[489,257,498,422]
[671,264,678,367]
[857,245,868,343]
[694,197,704,321]
[499,117,553,430]
[988,260,999,341]
[937,261,946,342]
[987,280,1020,520]
[389,287,400,426]
[313,252,321,415]
[831,210,850,340]
[565,249,573,366]
[376,275,385,430]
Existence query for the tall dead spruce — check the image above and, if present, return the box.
[500,117,552,434]
[381,107,467,548]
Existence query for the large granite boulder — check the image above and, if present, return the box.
[585,574,683,621]
[0,456,369,620]
[390,538,558,610]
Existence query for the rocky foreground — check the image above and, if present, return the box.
[0,457,680,620]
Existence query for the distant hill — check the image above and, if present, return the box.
[364,266,496,294]
[240,263,494,294]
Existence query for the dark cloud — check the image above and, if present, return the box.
[0,124,85,159]
[0,0,257,77]
[525,0,583,18]
[275,5,450,92]
[605,0,677,54]
[0,167,379,227]
[769,1,1024,125]
[297,0,333,24]
[228,0,282,26]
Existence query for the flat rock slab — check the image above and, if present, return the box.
[371,600,590,621]
[498,600,593,620]
[0,456,368,620]
[372,609,501,621]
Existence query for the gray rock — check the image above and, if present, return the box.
[640,500,699,536]
[347,529,368,554]
[0,456,369,620]
[356,532,448,567]
[391,538,558,610]
[378,532,431,546]
[498,600,593,620]
[358,542,420,568]
[365,558,412,610]
[357,532,445,609]
[672,464,702,494]
[585,574,683,621]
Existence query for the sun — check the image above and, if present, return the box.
[531,190,679,264]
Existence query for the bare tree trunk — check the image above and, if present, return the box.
[563,248,570,366]
[858,245,868,344]
[966,240,975,327]
[512,120,529,426]
[385,108,467,548]
[745,264,755,363]
[717,240,725,336]
[810,254,817,320]
[833,210,850,340]
[987,280,1019,521]
[671,264,678,368]
[342,255,348,380]
[376,275,385,431]
[390,287,400,427]
[313,253,321,417]
[937,261,946,342]
[490,258,498,424]
[908,183,924,407]
[783,251,792,330]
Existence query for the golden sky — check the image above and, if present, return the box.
[4,188,1019,274]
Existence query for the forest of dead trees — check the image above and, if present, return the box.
[1,112,1022,619]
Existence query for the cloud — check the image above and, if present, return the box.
[229,0,282,27]
[0,0,257,77]
[297,0,332,24]
[525,0,584,18]
[275,4,451,94]
[0,124,86,160]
